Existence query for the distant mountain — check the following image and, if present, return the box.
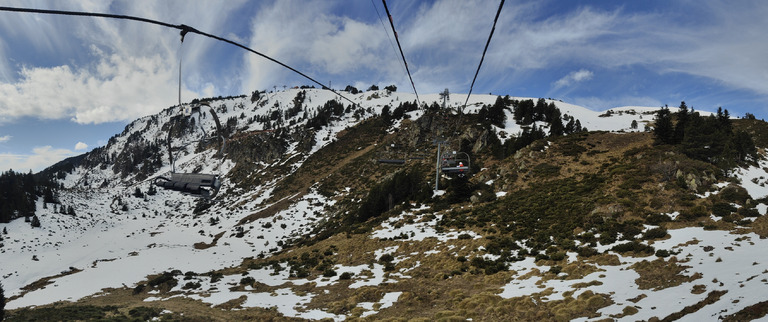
[3,89,768,321]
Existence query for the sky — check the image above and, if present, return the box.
[0,0,767,173]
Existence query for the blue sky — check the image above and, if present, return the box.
[1,0,767,173]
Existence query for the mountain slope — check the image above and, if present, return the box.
[2,90,768,321]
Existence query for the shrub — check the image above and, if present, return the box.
[611,241,655,255]
[379,253,395,263]
[323,269,337,277]
[209,272,223,283]
[132,283,145,295]
[240,276,255,286]
[128,307,161,320]
[182,281,201,290]
[737,207,761,218]
[719,185,751,205]
[643,227,668,240]
[148,271,178,289]
[645,213,671,225]
[577,246,598,257]
[712,202,736,217]
[339,272,354,280]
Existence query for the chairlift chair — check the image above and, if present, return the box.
[154,173,221,199]
[376,143,406,165]
[441,151,471,175]
[155,101,227,199]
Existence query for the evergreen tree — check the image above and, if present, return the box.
[653,106,674,145]
[31,215,41,228]
[446,176,472,204]
[548,108,564,137]
[673,101,689,144]
[1,282,5,321]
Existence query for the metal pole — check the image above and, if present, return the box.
[435,142,441,191]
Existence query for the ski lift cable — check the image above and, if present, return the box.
[0,6,357,106]
[462,0,505,112]
[380,0,421,107]
[370,0,409,89]
[448,0,505,142]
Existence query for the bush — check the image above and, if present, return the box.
[719,185,751,205]
[128,307,161,320]
[339,272,354,280]
[148,271,178,289]
[240,276,255,286]
[323,268,337,277]
[132,283,145,295]
[379,253,395,263]
[642,227,668,240]
[737,207,761,218]
[209,272,223,283]
[611,241,655,255]
[182,281,201,289]
[577,246,598,257]
[645,213,671,225]
[712,202,736,217]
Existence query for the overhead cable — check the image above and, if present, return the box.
[463,0,505,111]
[0,6,357,106]
[380,0,421,107]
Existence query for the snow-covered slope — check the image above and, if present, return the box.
[3,89,763,321]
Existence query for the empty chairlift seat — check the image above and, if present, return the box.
[154,173,221,199]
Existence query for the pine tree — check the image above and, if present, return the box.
[548,108,564,137]
[31,215,41,228]
[653,106,674,145]
[673,101,689,144]
[1,282,5,321]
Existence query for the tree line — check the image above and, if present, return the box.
[653,102,757,168]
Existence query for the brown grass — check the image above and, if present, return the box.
[630,257,701,290]
[194,231,225,250]
[9,267,83,302]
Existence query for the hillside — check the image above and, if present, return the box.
[2,89,768,321]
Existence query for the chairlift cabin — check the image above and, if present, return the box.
[441,151,470,175]
[155,173,221,199]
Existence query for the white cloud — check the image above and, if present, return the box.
[75,142,88,151]
[0,50,187,124]
[0,135,10,143]
[553,69,594,89]
[0,0,249,124]
[0,146,75,173]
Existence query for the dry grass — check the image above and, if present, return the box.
[630,257,702,290]
[9,267,83,302]
[194,231,225,250]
